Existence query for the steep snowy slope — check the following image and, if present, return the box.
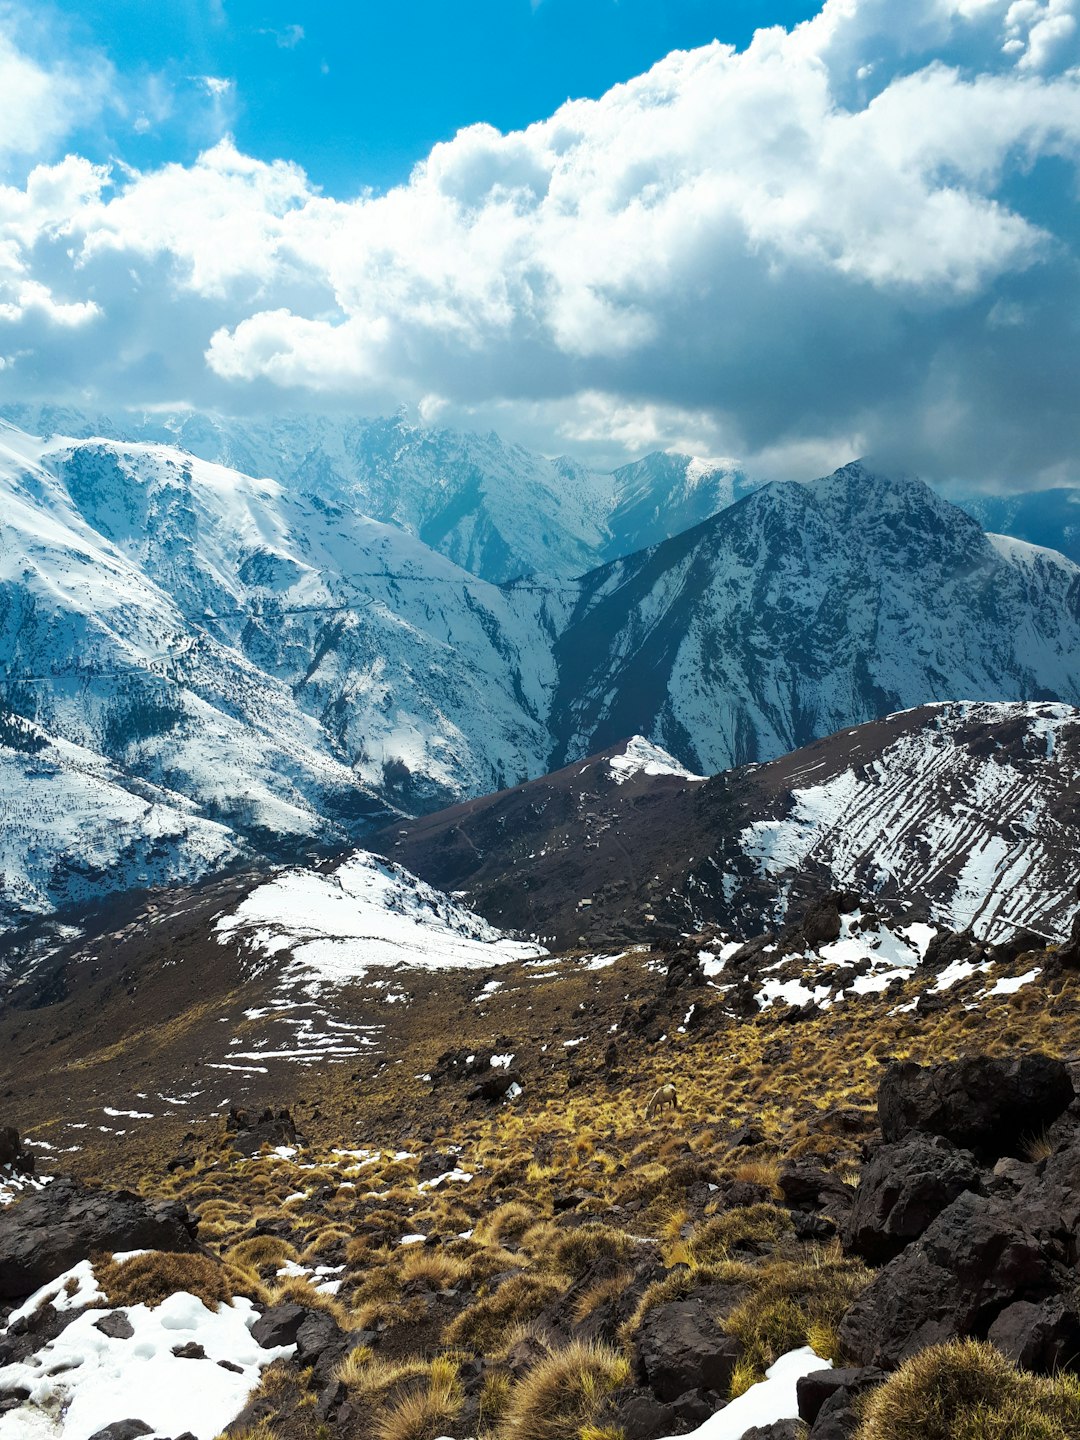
[0,710,241,937]
[0,422,565,931]
[606,451,756,559]
[376,702,1080,947]
[549,464,1080,773]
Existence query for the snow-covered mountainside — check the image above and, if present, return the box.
[0,710,241,937]
[6,410,1080,943]
[0,405,750,583]
[378,703,1080,948]
[0,421,563,931]
[550,464,1080,773]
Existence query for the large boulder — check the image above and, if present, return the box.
[839,1190,1062,1370]
[0,1179,199,1300]
[777,1159,853,1217]
[635,1295,742,1402]
[842,1134,982,1262]
[878,1056,1073,1161]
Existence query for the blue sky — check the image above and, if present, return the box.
[47,1,822,194]
[2,0,1080,484]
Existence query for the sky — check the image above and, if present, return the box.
[2,0,1080,483]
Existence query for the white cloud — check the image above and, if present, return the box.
[3,0,1080,478]
[0,12,112,168]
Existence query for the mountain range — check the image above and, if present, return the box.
[3,410,1080,939]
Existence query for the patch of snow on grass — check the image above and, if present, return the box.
[987,967,1040,995]
[0,1291,293,1440]
[417,1168,473,1192]
[5,1261,103,1329]
[658,1346,829,1438]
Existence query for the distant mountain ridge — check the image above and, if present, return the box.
[550,463,1080,772]
[0,404,753,583]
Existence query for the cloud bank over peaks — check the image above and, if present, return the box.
[2,0,1080,480]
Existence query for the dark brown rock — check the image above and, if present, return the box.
[878,1055,1074,1161]
[0,1179,199,1301]
[987,1296,1080,1373]
[635,1296,742,1402]
[250,1302,307,1349]
[93,1312,135,1340]
[842,1134,981,1262]
[839,1190,1061,1369]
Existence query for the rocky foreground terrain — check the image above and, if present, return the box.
[2,880,1080,1439]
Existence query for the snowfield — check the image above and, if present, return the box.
[216,849,545,986]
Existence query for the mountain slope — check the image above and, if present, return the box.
[0,422,567,931]
[955,486,1080,566]
[549,464,1080,773]
[374,702,1080,947]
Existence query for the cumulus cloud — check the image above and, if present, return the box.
[3,0,1080,480]
[0,9,111,169]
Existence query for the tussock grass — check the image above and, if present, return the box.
[495,1340,630,1440]
[444,1273,568,1354]
[225,1235,299,1274]
[724,1248,870,1375]
[94,1251,236,1311]
[692,1204,793,1262]
[373,1355,464,1440]
[548,1224,640,1279]
[856,1340,1080,1439]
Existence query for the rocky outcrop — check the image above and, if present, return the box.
[842,1134,981,1262]
[224,1106,302,1159]
[840,1189,1061,1368]
[878,1055,1074,1161]
[0,1179,200,1300]
[0,1129,33,1177]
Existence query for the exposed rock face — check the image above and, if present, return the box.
[987,1296,1080,1372]
[842,1134,982,1262]
[839,1186,1063,1368]
[224,1106,301,1159]
[634,1295,742,1402]
[878,1055,1074,1161]
[0,1129,33,1176]
[0,1179,199,1300]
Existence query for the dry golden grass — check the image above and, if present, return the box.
[225,1235,299,1274]
[444,1273,568,1354]
[400,1247,469,1288]
[856,1340,1080,1439]
[373,1356,464,1440]
[548,1224,640,1279]
[494,1340,630,1440]
[723,1248,870,1375]
[94,1251,236,1311]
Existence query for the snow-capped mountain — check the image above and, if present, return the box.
[379,702,1080,947]
[0,404,751,583]
[549,463,1080,773]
